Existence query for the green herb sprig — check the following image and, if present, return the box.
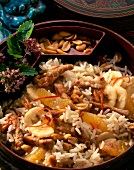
[0,20,40,93]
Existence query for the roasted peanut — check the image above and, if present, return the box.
[39,30,98,55]
[84,48,92,54]
[76,44,86,51]
[52,33,63,41]
[64,34,75,40]
[62,41,71,52]
[58,40,65,48]
[57,49,67,54]
[72,40,83,45]
[59,31,71,37]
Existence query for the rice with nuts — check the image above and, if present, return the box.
[0,57,134,168]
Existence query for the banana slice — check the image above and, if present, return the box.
[26,85,39,100]
[24,106,44,126]
[28,124,54,138]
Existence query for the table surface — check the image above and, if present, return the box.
[0,0,134,169]
[44,0,134,45]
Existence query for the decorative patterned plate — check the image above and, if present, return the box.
[54,0,134,18]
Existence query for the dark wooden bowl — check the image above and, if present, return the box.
[0,20,134,170]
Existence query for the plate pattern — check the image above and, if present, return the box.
[54,0,134,18]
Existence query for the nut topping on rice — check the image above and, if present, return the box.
[0,57,134,168]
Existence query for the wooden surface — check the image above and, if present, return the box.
[43,0,134,45]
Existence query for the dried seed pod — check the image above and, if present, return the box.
[57,49,67,54]
[59,31,71,37]
[76,44,86,51]
[62,41,71,52]
[72,40,83,45]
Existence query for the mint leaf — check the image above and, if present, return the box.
[17,20,34,41]
[0,63,6,72]
[16,64,37,76]
[7,35,23,58]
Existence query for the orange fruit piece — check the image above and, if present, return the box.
[81,112,108,132]
[35,88,70,109]
[100,139,129,157]
[23,147,46,163]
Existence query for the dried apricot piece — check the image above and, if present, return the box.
[100,139,129,156]
[81,112,108,132]
[36,88,70,109]
[23,147,46,163]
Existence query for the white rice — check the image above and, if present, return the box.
[0,58,134,169]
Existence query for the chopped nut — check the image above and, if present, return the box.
[21,144,32,153]
[63,142,72,151]
[71,93,83,103]
[68,137,78,145]
[21,96,32,110]
[75,103,89,111]
[51,133,64,140]
[48,155,57,167]
[64,134,71,140]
